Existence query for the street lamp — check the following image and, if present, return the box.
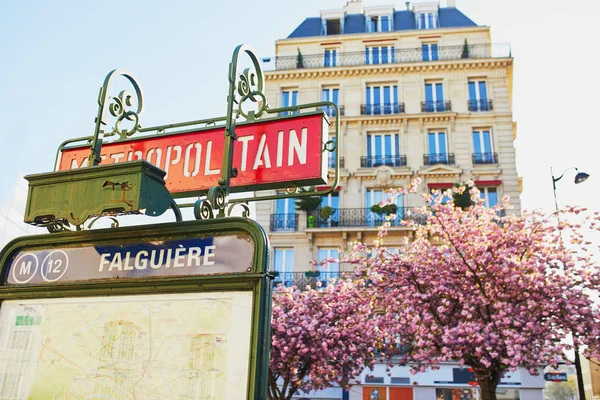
[550,166,590,400]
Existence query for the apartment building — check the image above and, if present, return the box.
[256,1,537,399]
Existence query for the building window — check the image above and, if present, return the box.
[365,45,396,65]
[317,248,340,287]
[417,12,437,29]
[323,18,341,35]
[365,84,399,115]
[324,49,338,67]
[321,87,340,117]
[422,43,439,61]
[367,14,393,32]
[366,189,403,226]
[271,198,297,231]
[424,81,446,112]
[273,248,294,287]
[280,89,298,116]
[427,130,449,164]
[366,133,401,167]
[472,129,495,164]
[468,80,490,111]
[480,187,498,208]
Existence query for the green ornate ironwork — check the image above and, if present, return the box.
[49,44,340,225]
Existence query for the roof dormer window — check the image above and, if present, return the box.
[367,14,393,32]
[320,9,346,36]
[364,5,395,33]
[417,12,438,29]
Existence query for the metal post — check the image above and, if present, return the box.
[551,166,586,400]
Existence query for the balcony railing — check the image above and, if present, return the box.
[328,156,345,169]
[320,105,345,117]
[423,153,455,165]
[272,271,342,289]
[421,101,452,112]
[468,99,493,112]
[307,207,427,228]
[361,155,407,168]
[270,213,298,232]
[472,152,498,164]
[361,103,405,115]
[261,43,511,71]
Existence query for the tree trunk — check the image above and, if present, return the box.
[477,370,500,400]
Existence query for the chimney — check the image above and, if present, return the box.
[345,0,363,14]
[447,0,456,7]
[405,1,410,10]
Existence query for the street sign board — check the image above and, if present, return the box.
[544,373,568,382]
[0,218,271,400]
[6,233,255,285]
[57,112,329,197]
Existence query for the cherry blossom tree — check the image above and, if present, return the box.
[349,183,600,400]
[269,279,384,400]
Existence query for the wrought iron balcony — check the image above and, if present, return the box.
[468,99,493,112]
[272,271,342,289]
[361,103,405,116]
[421,101,452,112]
[472,152,498,164]
[270,213,298,232]
[320,105,345,117]
[361,155,407,168]
[328,156,345,169]
[307,207,427,228]
[423,153,455,165]
[261,43,511,71]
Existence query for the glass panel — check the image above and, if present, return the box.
[383,86,391,114]
[393,86,398,112]
[291,91,298,106]
[487,188,498,207]
[281,91,289,107]
[425,83,433,111]
[382,46,388,64]
[432,44,438,60]
[375,135,382,157]
[479,81,488,99]
[384,135,392,157]
[482,130,491,153]
[365,47,370,64]
[285,249,294,272]
[274,249,284,273]
[332,88,339,105]
[372,47,380,64]
[419,13,425,29]
[435,83,444,102]
[381,16,390,32]
[391,46,396,63]
[428,132,437,153]
[438,132,447,154]
[427,13,434,28]
[324,50,331,67]
[275,198,286,214]
[373,86,381,114]
[322,88,329,102]
[422,44,428,61]
[473,131,482,154]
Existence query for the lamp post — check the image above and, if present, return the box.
[550,166,590,400]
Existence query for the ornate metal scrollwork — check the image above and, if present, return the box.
[88,69,144,166]
[227,202,251,218]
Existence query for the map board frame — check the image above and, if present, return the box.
[0,217,271,399]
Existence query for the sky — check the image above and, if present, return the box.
[1,0,599,218]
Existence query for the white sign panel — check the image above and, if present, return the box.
[0,291,253,399]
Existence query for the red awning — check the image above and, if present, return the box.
[475,180,502,186]
[427,183,454,189]
[316,186,341,191]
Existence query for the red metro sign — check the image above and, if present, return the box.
[57,112,329,197]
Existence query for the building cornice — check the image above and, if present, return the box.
[265,58,513,81]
